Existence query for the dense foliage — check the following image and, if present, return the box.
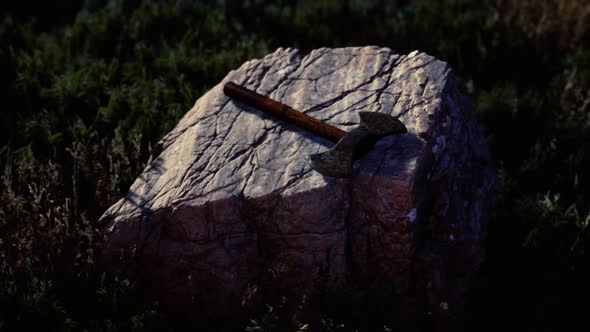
[0,0,588,330]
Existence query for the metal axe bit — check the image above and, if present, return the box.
[223,82,407,178]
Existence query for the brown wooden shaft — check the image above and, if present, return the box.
[223,82,347,142]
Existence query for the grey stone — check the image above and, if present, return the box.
[99,46,495,321]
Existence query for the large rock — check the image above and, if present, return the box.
[99,47,495,323]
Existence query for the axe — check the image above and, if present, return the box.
[223,82,407,178]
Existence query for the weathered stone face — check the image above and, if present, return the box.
[99,46,495,321]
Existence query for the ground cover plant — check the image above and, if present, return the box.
[0,0,588,331]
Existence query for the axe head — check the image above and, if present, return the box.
[307,112,407,178]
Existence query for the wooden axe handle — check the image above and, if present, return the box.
[223,82,347,143]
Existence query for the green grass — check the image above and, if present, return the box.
[1,0,589,330]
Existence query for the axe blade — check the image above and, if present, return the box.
[307,112,407,178]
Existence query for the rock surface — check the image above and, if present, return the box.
[99,46,495,322]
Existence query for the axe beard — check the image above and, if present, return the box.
[307,112,407,178]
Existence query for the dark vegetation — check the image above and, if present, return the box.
[0,0,588,330]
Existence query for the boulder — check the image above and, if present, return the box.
[99,46,495,323]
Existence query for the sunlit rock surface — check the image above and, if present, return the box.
[99,46,495,322]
